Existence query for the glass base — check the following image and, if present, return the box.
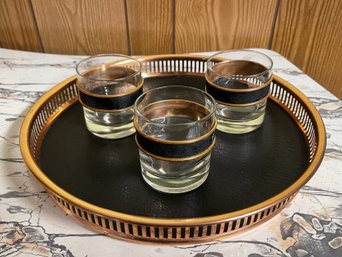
[216,101,267,134]
[217,113,265,134]
[139,151,211,194]
[83,107,135,139]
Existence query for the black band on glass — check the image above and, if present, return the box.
[79,87,143,111]
[206,80,270,105]
[136,131,215,159]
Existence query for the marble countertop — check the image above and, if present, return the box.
[0,48,341,257]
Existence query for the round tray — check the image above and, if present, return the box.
[20,55,326,243]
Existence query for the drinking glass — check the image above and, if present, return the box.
[206,49,273,134]
[76,54,143,139]
[134,86,217,194]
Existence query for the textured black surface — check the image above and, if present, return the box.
[39,76,309,218]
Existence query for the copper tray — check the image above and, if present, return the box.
[20,55,326,243]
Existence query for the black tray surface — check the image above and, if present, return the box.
[39,76,308,219]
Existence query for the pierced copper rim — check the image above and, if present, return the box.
[19,54,326,243]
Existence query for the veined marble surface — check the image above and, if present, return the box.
[0,48,341,257]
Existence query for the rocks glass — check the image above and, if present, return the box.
[134,86,217,194]
[206,49,273,134]
[76,54,143,139]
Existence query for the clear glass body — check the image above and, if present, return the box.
[76,54,142,139]
[216,99,267,134]
[206,49,273,134]
[139,150,211,194]
[134,86,216,194]
[83,106,135,139]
